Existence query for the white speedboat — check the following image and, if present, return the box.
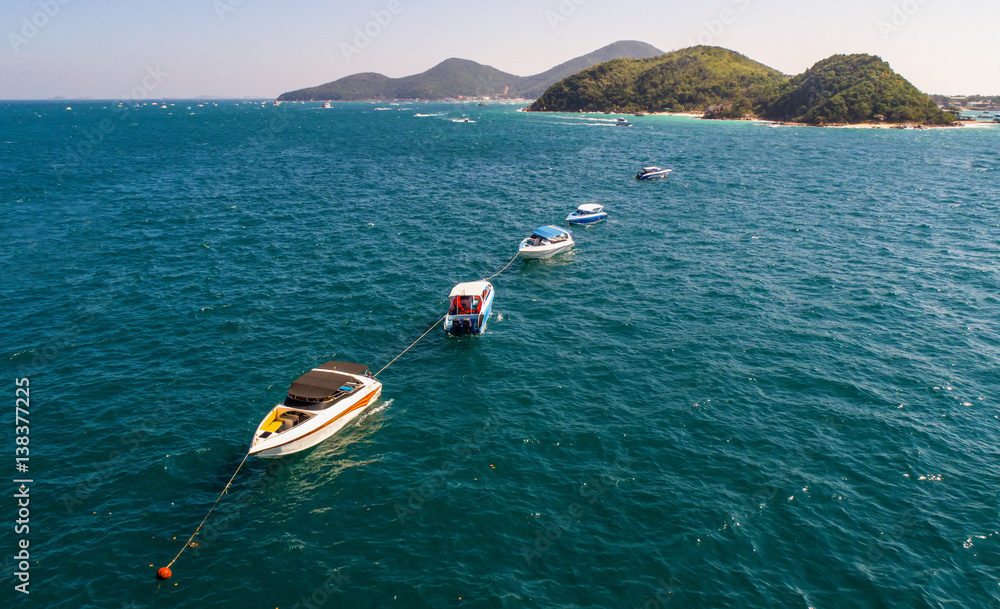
[249,361,382,458]
[518,226,575,259]
[444,281,495,335]
[322,102,332,108]
[636,166,673,180]
[566,203,608,225]
[615,117,632,126]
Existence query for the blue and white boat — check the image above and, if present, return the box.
[616,117,632,127]
[636,166,673,180]
[443,281,495,335]
[518,226,575,259]
[566,203,608,225]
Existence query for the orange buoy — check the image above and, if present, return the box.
[157,567,172,580]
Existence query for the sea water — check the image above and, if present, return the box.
[2,101,999,608]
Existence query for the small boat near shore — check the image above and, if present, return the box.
[518,226,575,259]
[249,361,382,458]
[636,166,673,180]
[566,203,608,225]
[444,281,495,335]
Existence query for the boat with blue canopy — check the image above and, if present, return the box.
[518,225,575,259]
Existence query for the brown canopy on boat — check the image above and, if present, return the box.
[286,361,369,401]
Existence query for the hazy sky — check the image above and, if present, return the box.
[2,0,997,99]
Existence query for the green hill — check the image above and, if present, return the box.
[530,47,952,125]
[762,54,953,125]
[277,41,663,101]
[528,46,785,114]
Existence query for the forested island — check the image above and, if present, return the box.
[528,46,955,125]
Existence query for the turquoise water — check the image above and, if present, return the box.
[3,101,1000,608]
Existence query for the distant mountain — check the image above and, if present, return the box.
[516,40,665,100]
[761,54,954,125]
[276,40,663,101]
[528,46,783,114]
[529,46,953,125]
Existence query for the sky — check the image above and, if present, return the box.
[1,0,998,99]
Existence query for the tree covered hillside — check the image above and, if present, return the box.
[762,54,953,124]
[528,46,786,114]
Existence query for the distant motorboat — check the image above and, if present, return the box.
[249,361,381,458]
[616,117,632,127]
[322,102,332,108]
[566,203,608,225]
[518,225,575,259]
[636,166,673,180]
[443,281,495,335]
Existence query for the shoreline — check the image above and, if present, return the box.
[538,109,999,129]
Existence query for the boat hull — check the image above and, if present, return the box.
[636,169,672,180]
[566,213,607,225]
[250,383,382,458]
[518,239,575,259]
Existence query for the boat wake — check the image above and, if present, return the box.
[551,120,617,128]
[357,398,392,426]
[414,113,444,117]
[555,115,623,123]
